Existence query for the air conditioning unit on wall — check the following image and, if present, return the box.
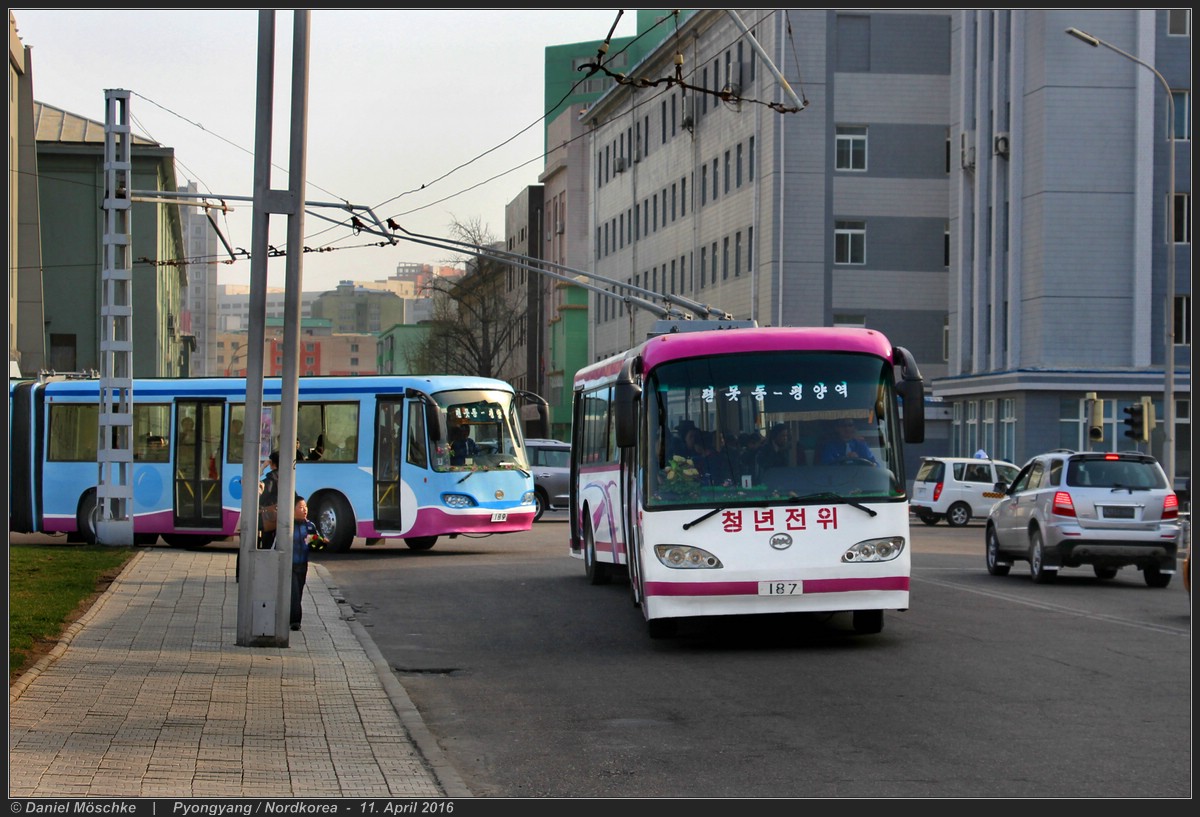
[960,130,976,169]
[614,157,628,173]
[993,132,1010,158]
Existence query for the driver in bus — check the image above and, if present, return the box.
[819,419,878,465]
[450,424,479,465]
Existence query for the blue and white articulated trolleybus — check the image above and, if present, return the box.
[569,324,926,637]
[9,374,536,551]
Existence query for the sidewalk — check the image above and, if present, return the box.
[9,547,470,799]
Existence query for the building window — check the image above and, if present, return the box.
[834,221,866,265]
[722,236,730,280]
[711,241,718,285]
[1168,8,1189,35]
[681,177,687,217]
[734,231,742,277]
[1172,90,1190,140]
[712,158,719,201]
[833,313,866,327]
[671,182,677,222]
[724,150,731,194]
[736,143,744,187]
[747,226,753,273]
[1173,193,1191,243]
[749,136,755,180]
[700,165,707,206]
[699,247,707,289]
[835,125,867,171]
[1176,295,1192,346]
[945,225,951,267]
[1001,399,1016,464]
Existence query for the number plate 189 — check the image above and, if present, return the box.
[759,581,802,596]
[491,511,508,522]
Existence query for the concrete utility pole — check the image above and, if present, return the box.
[237,9,311,647]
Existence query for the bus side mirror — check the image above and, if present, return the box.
[614,381,640,448]
[426,401,445,443]
[893,346,925,444]
[898,378,925,444]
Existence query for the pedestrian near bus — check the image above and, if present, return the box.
[289,495,325,631]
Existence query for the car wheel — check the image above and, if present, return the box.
[404,536,437,551]
[946,502,972,527]
[852,609,884,635]
[584,518,611,586]
[1093,565,1118,580]
[917,509,940,526]
[985,525,1010,576]
[533,489,547,522]
[1029,529,1056,584]
[1143,564,1172,588]
[311,493,355,552]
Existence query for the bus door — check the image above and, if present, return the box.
[174,400,225,528]
[373,398,405,530]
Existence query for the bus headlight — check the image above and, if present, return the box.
[521,491,536,505]
[842,537,906,562]
[654,544,723,569]
[442,493,478,509]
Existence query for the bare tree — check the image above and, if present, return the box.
[407,217,525,378]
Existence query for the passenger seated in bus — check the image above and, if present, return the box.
[696,430,734,486]
[669,420,698,460]
[819,419,878,466]
[308,434,325,461]
[756,424,803,478]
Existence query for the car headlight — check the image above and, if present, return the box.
[842,537,906,562]
[442,493,478,509]
[654,544,723,569]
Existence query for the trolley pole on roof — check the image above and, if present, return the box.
[236,9,310,647]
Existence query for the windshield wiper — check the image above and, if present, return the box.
[795,491,878,517]
[457,470,476,484]
[683,507,724,530]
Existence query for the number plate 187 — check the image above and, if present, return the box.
[759,581,802,596]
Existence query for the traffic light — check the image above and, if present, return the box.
[1087,395,1104,442]
[1122,402,1146,443]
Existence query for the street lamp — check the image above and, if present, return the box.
[1066,26,1176,486]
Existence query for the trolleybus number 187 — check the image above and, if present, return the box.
[759,581,802,596]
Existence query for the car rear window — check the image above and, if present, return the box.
[1067,459,1165,490]
[916,460,944,482]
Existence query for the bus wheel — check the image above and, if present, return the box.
[76,491,100,545]
[584,520,611,585]
[312,493,355,553]
[404,537,437,551]
[852,609,884,635]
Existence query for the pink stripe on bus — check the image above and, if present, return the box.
[643,575,909,597]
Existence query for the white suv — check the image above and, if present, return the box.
[911,456,1021,527]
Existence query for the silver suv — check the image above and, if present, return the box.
[912,456,1020,527]
[985,450,1182,586]
[524,438,571,522]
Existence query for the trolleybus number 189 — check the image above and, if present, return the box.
[491,511,508,522]
[759,581,802,596]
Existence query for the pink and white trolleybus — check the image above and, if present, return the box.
[569,323,926,637]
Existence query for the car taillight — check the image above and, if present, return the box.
[1162,494,1179,520]
[1052,491,1076,517]
[932,483,943,501]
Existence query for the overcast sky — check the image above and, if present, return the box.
[12,9,640,291]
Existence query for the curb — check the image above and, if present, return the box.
[313,563,473,798]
